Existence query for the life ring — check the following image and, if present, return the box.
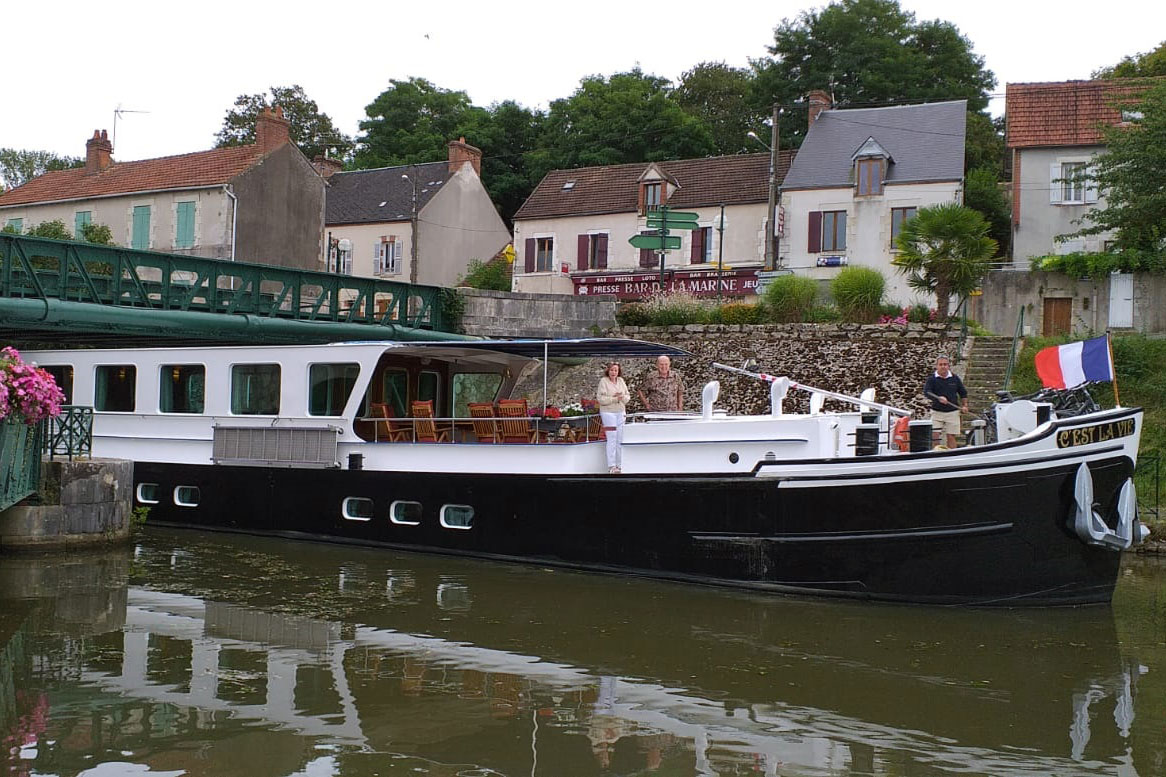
[892,415,911,452]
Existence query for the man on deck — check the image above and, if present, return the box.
[924,355,968,448]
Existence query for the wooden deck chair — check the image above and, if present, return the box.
[410,400,450,443]
[496,399,538,443]
[467,402,500,443]
[585,413,605,442]
[369,402,410,442]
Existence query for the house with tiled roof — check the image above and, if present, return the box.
[1005,78,1160,266]
[321,138,511,287]
[511,149,794,298]
[0,108,325,270]
[780,93,967,306]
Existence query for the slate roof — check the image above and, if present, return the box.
[1006,78,1161,149]
[781,100,967,190]
[0,145,270,207]
[325,162,451,225]
[513,151,795,221]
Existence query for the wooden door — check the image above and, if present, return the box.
[1043,297,1072,336]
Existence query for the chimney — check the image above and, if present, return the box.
[312,155,344,179]
[255,105,291,152]
[447,136,482,177]
[807,90,833,128]
[85,129,113,174]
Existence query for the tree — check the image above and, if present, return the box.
[26,220,72,240]
[534,69,714,173]
[1093,41,1166,79]
[80,222,116,246]
[455,100,546,225]
[963,166,1010,257]
[1069,81,1166,251]
[215,85,353,161]
[0,149,82,190]
[892,202,997,317]
[751,0,996,148]
[674,62,766,155]
[355,78,475,168]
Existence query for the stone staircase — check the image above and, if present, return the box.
[961,336,1019,414]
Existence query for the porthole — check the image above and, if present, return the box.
[174,486,200,507]
[136,483,160,504]
[440,504,474,530]
[728,452,740,464]
[390,500,422,526]
[342,497,374,522]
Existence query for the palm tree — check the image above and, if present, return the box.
[892,202,997,318]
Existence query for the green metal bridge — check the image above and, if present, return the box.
[0,234,466,347]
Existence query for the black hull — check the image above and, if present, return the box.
[134,450,1133,606]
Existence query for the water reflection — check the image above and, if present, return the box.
[2,529,1164,776]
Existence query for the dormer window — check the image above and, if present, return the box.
[642,182,663,213]
[856,158,884,196]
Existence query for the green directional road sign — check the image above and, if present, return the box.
[648,209,698,222]
[646,210,700,230]
[628,234,682,250]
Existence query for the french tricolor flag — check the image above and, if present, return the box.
[1035,335,1115,389]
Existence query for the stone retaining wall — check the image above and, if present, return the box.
[0,458,133,551]
[460,288,617,338]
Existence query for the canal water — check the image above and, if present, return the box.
[2,529,1164,777]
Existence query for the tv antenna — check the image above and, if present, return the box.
[112,104,150,150]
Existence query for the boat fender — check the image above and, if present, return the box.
[892,415,911,452]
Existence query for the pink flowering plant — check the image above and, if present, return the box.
[0,346,65,424]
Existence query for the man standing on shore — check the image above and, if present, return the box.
[638,356,684,412]
[924,355,968,448]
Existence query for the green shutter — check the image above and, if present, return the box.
[175,201,195,248]
[74,211,91,239]
[132,206,151,250]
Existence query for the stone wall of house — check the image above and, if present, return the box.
[461,288,618,338]
[514,323,960,416]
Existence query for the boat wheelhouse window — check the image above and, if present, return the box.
[94,365,136,412]
[174,486,200,507]
[230,364,280,415]
[309,362,360,416]
[42,365,73,404]
[342,497,374,522]
[451,373,503,418]
[160,365,205,414]
[381,369,409,417]
[440,504,474,530]
[136,483,159,504]
[390,500,422,525]
[418,370,440,409]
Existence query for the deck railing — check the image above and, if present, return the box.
[0,419,43,511]
[361,413,605,444]
[44,406,93,461]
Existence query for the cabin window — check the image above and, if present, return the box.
[174,486,200,507]
[160,364,205,413]
[418,370,440,409]
[390,500,422,525]
[230,364,280,415]
[95,365,137,412]
[309,363,360,416]
[381,369,409,417]
[451,373,503,418]
[42,365,74,404]
[440,504,474,530]
[136,483,160,504]
[342,497,374,522]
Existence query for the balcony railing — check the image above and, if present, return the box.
[44,405,93,461]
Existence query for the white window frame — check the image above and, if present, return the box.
[440,504,474,530]
[390,499,422,526]
[1050,159,1098,206]
[174,485,200,508]
[376,238,403,275]
[136,483,160,504]
[342,497,374,522]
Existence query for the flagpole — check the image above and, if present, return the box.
[1106,330,1121,407]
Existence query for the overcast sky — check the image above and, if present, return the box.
[5,0,1163,162]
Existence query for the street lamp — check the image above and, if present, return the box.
[748,105,782,271]
[401,171,419,284]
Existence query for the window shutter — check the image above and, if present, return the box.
[1085,164,1099,204]
[577,234,589,271]
[690,227,703,263]
[393,241,403,271]
[373,242,383,273]
[596,233,608,268]
[637,185,646,215]
[1049,163,1062,204]
[524,238,536,273]
[807,211,822,253]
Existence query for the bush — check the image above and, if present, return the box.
[805,306,842,323]
[641,289,711,326]
[615,302,651,327]
[459,258,512,291]
[762,274,818,322]
[80,222,115,246]
[906,304,935,323]
[831,266,885,322]
[717,301,763,325]
[27,220,72,240]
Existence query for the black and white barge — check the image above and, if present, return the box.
[26,338,1148,606]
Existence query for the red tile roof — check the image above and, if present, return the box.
[0,145,271,207]
[514,151,795,221]
[1006,78,1162,149]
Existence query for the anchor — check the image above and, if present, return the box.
[1072,462,1149,550]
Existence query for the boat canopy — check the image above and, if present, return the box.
[374,338,693,359]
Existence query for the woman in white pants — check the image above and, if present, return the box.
[596,362,629,474]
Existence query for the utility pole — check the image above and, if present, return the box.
[716,204,726,301]
[764,104,780,271]
[402,169,419,284]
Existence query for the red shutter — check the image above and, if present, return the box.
[637,184,646,215]
[690,227,704,264]
[596,233,608,268]
[807,211,822,253]
[577,234,590,270]
[524,238,536,273]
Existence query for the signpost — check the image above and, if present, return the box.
[628,206,701,291]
